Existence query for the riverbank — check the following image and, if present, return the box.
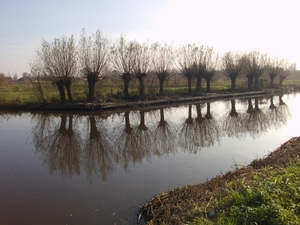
[140,136,300,224]
[0,89,286,112]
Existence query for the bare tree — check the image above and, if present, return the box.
[30,35,77,103]
[201,47,219,92]
[152,42,174,95]
[266,57,284,88]
[278,61,294,87]
[110,35,137,99]
[79,29,110,102]
[222,51,244,91]
[242,51,268,91]
[133,41,153,98]
[193,45,206,93]
[176,44,197,95]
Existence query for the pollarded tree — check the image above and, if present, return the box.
[279,68,291,87]
[265,57,286,88]
[30,35,77,103]
[110,35,137,99]
[278,61,296,87]
[133,41,153,98]
[242,51,268,91]
[79,29,110,102]
[222,51,244,91]
[176,44,198,95]
[197,46,219,92]
[152,42,174,95]
[194,45,206,93]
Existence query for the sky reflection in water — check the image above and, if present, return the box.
[0,93,299,225]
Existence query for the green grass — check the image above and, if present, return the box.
[0,77,299,108]
[188,161,300,225]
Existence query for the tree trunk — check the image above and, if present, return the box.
[138,110,147,130]
[64,78,73,103]
[122,73,131,99]
[205,103,212,119]
[195,103,204,123]
[270,74,276,88]
[254,77,259,90]
[270,77,274,88]
[247,75,254,91]
[67,115,73,135]
[159,78,164,95]
[206,77,211,92]
[124,80,129,99]
[187,77,192,95]
[254,98,260,112]
[87,74,97,102]
[186,104,193,124]
[231,77,236,91]
[159,109,166,126]
[139,77,145,98]
[195,77,202,93]
[59,114,67,133]
[247,99,254,114]
[56,79,66,103]
[269,96,276,110]
[230,99,238,117]
[89,116,98,139]
[124,111,132,134]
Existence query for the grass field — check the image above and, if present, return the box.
[1,75,299,108]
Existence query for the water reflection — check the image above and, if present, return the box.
[33,114,82,178]
[29,94,291,181]
[154,109,176,156]
[84,115,115,181]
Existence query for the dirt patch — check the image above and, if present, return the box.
[140,136,300,225]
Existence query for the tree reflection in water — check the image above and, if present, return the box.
[267,95,290,130]
[33,114,82,178]
[222,99,245,139]
[30,93,292,180]
[115,110,155,170]
[83,115,116,181]
[241,98,269,139]
[153,108,176,156]
[178,103,220,153]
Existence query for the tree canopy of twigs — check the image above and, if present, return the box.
[152,42,175,95]
[242,51,268,91]
[132,41,153,98]
[30,35,77,103]
[176,44,198,95]
[79,29,110,102]
[28,29,297,102]
[222,51,244,91]
[110,35,137,99]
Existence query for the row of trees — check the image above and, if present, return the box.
[30,30,295,103]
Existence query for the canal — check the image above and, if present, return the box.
[0,93,299,225]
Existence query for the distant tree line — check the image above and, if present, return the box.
[26,29,296,103]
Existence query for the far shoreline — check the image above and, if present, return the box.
[0,89,288,113]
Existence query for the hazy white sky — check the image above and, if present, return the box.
[0,0,299,76]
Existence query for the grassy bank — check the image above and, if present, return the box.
[140,136,300,225]
[1,77,300,110]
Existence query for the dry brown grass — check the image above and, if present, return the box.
[140,136,300,225]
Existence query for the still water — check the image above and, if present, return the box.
[0,93,299,225]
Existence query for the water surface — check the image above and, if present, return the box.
[0,93,299,225]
